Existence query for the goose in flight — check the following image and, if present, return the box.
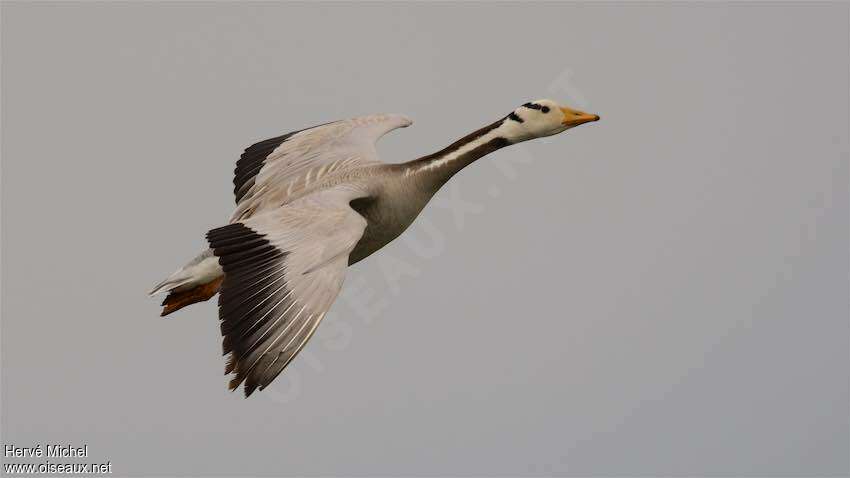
[150,99,599,397]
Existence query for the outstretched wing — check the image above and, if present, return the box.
[207,186,369,397]
[231,114,412,217]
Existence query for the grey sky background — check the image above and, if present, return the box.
[2,2,848,476]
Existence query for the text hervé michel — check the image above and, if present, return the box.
[4,443,89,458]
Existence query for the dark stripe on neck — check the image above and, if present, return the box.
[467,136,511,160]
[410,135,511,190]
[508,112,524,123]
[408,117,507,167]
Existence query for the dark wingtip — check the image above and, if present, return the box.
[244,381,258,398]
[224,353,237,374]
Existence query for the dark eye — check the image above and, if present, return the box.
[541,106,550,113]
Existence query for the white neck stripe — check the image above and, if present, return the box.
[405,120,524,177]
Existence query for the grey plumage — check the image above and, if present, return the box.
[150,100,599,396]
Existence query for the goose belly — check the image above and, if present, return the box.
[348,196,426,265]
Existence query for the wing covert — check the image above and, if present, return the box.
[232,114,412,208]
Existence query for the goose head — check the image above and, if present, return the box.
[504,99,599,141]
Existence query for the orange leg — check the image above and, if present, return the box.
[160,275,224,317]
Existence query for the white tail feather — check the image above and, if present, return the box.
[149,249,223,296]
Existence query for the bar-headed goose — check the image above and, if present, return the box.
[150,99,599,396]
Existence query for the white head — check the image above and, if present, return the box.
[501,98,599,141]
[406,98,600,177]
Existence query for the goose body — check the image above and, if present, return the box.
[150,99,599,396]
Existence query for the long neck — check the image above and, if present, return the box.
[402,117,523,191]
